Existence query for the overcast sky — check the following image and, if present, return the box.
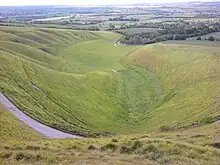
[0,0,217,6]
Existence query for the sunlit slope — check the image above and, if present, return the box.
[0,103,42,143]
[0,27,141,136]
[129,43,220,130]
[1,26,220,136]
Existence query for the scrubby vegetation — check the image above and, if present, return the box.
[118,21,220,44]
[1,100,220,165]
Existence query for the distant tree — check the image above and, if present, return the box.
[174,34,186,40]
[208,36,215,41]
[109,23,115,30]
[120,23,128,29]
[197,36,202,40]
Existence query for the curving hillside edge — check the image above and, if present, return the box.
[0,92,82,139]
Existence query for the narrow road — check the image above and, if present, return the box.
[0,92,82,139]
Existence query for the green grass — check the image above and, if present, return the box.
[0,103,42,143]
[0,118,219,165]
[0,102,220,165]
[129,43,220,130]
[0,26,220,139]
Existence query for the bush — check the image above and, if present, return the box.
[120,140,143,154]
[26,145,41,151]
[120,145,132,154]
[101,143,118,152]
[15,152,41,161]
[200,116,216,124]
[88,145,97,150]
[111,138,118,143]
[197,36,202,40]
[187,150,200,159]
[142,144,160,154]
[1,152,13,159]
[208,36,215,41]
[159,124,173,132]
[132,140,143,150]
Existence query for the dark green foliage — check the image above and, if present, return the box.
[132,140,143,150]
[120,140,143,154]
[109,17,139,22]
[1,152,13,159]
[120,145,132,154]
[200,116,217,124]
[208,36,215,41]
[88,145,97,150]
[15,152,41,161]
[159,125,173,132]
[101,143,118,152]
[197,36,202,40]
[118,21,220,45]
[111,138,119,143]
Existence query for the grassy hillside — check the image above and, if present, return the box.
[0,26,220,165]
[129,43,220,131]
[0,101,220,165]
[0,26,220,137]
[0,103,42,143]
[0,104,219,165]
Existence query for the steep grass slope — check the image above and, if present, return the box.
[0,103,42,143]
[0,27,220,137]
[129,43,220,130]
[0,101,220,165]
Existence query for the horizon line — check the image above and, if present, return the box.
[0,1,219,7]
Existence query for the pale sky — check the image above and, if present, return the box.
[0,0,216,6]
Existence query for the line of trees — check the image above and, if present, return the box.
[109,17,139,22]
[117,21,220,45]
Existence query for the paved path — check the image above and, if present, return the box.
[0,92,82,139]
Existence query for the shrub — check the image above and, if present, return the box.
[200,116,216,124]
[111,138,118,143]
[15,152,41,161]
[120,140,143,154]
[120,145,132,154]
[142,144,160,154]
[4,146,10,150]
[187,150,200,159]
[88,145,97,150]
[15,152,28,161]
[168,146,181,155]
[1,152,13,159]
[159,124,173,132]
[132,140,143,150]
[26,145,41,151]
[208,36,215,41]
[197,36,202,40]
[101,143,118,152]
